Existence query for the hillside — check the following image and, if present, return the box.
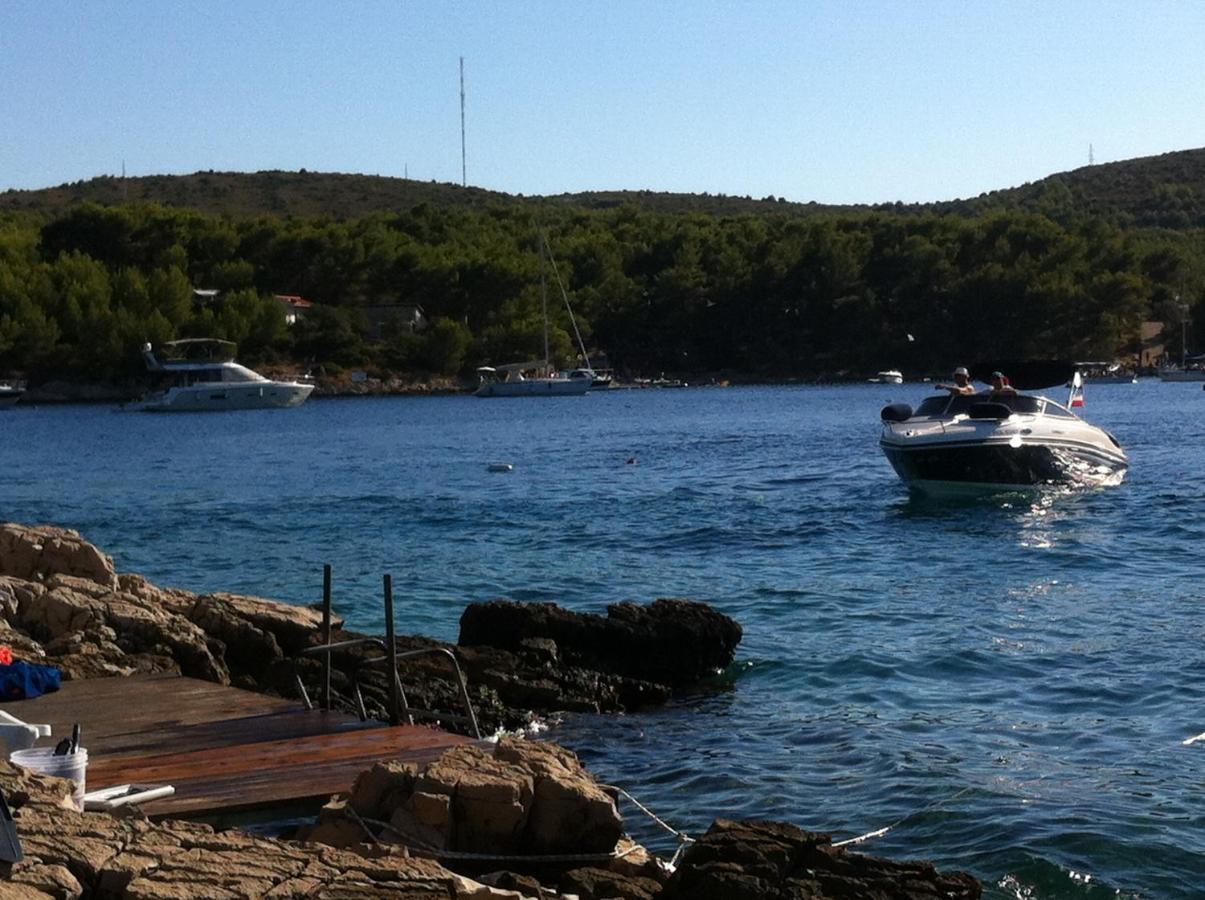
[3,149,1205,225]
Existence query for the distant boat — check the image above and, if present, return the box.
[566,368,614,389]
[0,384,23,409]
[1158,360,1205,382]
[137,340,314,411]
[475,233,591,399]
[475,362,591,397]
[869,370,904,384]
[1073,362,1137,384]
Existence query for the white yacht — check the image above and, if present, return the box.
[880,369,1127,491]
[870,370,904,384]
[138,340,314,411]
[475,362,591,397]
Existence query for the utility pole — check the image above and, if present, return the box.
[459,57,467,188]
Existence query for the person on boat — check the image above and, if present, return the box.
[935,366,975,396]
[989,371,1017,396]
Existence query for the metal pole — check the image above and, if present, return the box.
[321,564,332,710]
[383,574,401,725]
[460,57,466,188]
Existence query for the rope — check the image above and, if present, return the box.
[832,786,974,848]
[604,784,696,846]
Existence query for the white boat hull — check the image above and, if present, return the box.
[139,381,314,411]
[880,396,1127,490]
[475,378,591,398]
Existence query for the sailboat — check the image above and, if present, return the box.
[474,234,592,398]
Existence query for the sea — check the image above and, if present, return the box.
[3,380,1204,898]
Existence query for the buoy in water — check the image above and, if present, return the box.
[487,463,513,473]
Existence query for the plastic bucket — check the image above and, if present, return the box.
[10,747,88,811]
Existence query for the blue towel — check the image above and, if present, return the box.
[0,662,62,702]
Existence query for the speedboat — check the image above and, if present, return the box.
[137,340,314,411]
[879,364,1127,491]
[566,367,614,389]
[870,370,904,384]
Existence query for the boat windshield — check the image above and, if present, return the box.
[914,393,1044,418]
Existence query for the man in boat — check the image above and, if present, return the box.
[935,366,975,396]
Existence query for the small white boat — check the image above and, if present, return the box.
[137,340,314,411]
[870,370,904,384]
[0,385,24,409]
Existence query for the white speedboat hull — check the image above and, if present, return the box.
[880,395,1127,491]
[139,381,314,411]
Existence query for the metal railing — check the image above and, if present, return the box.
[292,567,481,739]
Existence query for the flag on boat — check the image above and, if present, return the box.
[1069,370,1085,408]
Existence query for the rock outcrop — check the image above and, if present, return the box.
[459,599,743,689]
[0,760,522,899]
[659,818,982,900]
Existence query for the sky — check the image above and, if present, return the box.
[3,0,1205,205]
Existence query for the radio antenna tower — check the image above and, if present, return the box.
[459,57,467,188]
[1089,143,1095,166]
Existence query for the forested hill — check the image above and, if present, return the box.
[3,148,1205,225]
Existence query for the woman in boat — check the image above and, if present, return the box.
[989,371,1017,397]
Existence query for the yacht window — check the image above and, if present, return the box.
[1041,400,1077,418]
[987,394,1041,414]
[914,396,951,416]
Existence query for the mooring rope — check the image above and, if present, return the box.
[832,786,974,848]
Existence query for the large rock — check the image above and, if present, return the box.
[659,818,982,900]
[304,738,624,863]
[0,524,118,589]
[459,598,742,688]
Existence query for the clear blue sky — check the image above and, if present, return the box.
[3,0,1204,204]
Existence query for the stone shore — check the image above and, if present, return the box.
[0,523,982,898]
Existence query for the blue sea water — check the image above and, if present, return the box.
[3,382,1204,898]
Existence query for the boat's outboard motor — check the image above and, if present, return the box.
[968,402,1012,420]
[880,402,912,422]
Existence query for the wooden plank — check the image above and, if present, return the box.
[5,673,306,751]
[87,727,479,817]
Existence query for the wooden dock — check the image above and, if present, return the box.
[6,672,477,818]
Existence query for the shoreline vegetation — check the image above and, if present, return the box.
[0,523,983,898]
[2,153,1205,394]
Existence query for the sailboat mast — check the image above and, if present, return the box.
[540,235,549,369]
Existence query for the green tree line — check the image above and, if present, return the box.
[1,201,1203,383]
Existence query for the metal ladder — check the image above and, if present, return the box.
[293,566,481,739]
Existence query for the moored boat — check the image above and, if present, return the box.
[870,369,904,384]
[137,340,314,411]
[0,384,24,409]
[474,363,591,397]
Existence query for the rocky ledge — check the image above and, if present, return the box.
[0,523,983,898]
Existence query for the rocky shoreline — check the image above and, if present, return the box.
[0,523,982,898]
